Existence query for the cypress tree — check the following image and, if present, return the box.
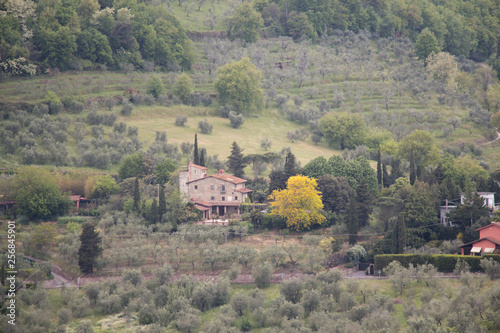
[356,179,372,229]
[199,148,206,167]
[78,223,102,274]
[227,141,246,178]
[150,198,159,224]
[392,215,406,254]
[133,177,140,212]
[377,148,382,189]
[194,134,199,165]
[347,190,358,245]
[159,187,166,219]
[409,150,417,185]
[382,164,391,188]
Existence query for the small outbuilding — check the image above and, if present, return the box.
[460,222,500,255]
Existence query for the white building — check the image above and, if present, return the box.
[440,192,499,226]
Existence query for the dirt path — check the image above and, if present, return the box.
[481,128,500,145]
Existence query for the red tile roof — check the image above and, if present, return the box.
[476,222,500,232]
[211,173,247,184]
[461,237,500,247]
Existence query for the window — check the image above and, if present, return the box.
[210,196,215,200]
[194,185,198,189]
[235,196,238,201]
[221,185,226,192]
[222,197,225,201]
[210,185,214,190]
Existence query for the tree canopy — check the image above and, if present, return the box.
[214,57,264,115]
[14,166,71,220]
[318,112,366,150]
[268,175,325,230]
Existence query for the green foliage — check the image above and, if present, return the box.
[14,166,71,220]
[228,2,264,43]
[415,28,440,62]
[119,153,144,179]
[252,261,274,288]
[57,216,87,226]
[146,76,165,99]
[155,158,176,185]
[319,112,366,150]
[375,254,500,273]
[173,73,193,104]
[78,222,103,274]
[227,141,246,178]
[214,57,264,115]
[44,90,61,104]
[91,174,119,199]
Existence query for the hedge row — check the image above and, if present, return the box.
[57,216,89,226]
[374,254,500,273]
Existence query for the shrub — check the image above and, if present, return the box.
[121,103,133,116]
[280,279,303,304]
[229,111,244,128]
[220,105,233,118]
[374,254,500,273]
[481,258,500,279]
[57,216,87,226]
[198,119,213,134]
[122,269,142,286]
[252,262,273,288]
[188,92,202,106]
[175,115,188,126]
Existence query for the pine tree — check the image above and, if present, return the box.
[150,198,159,224]
[78,223,102,274]
[133,177,140,212]
[356,179,372,229]
[159,187,166,219]
[409,150,417,185]
[377,148,382,189]
[194,134,199,165]
[392,215,406,254]
[227,141,246,178]
[347,190,358,245]
[199,148,206,167]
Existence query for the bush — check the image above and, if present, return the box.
[175,115,188,126]
[252,262,273,288]
[481,258,500,279]
[121,103,133,116]
[374,254,500,273]
[280,279,303,304]
[229,111,245,129]
[122,269,142,286]
[198,119,213,134]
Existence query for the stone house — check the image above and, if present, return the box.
[179,161,252,220]
[460,222,500,255]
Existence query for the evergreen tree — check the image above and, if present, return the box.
[390,158,404,184]
[78,223,102,274]
[199,148,206,167]
[159,187,166,219]
[133,177,141,212]
[409,150,417,185]
[150,198,159,224]
[356,179,372,229]
[382,164,391,188]
[227,141,246,178]
[194,134,199,165]
[268,170,287,194]
[347,190,358,245]
[284,151,299,180]
[377,148,382,189]
[392,215,406,254]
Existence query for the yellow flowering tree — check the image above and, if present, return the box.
[268,175,325,230]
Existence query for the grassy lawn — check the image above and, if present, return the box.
[125,105,341,166]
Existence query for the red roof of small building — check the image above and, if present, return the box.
[460,237,500,247]
[211,172,247,184]
[476,222,500,232]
